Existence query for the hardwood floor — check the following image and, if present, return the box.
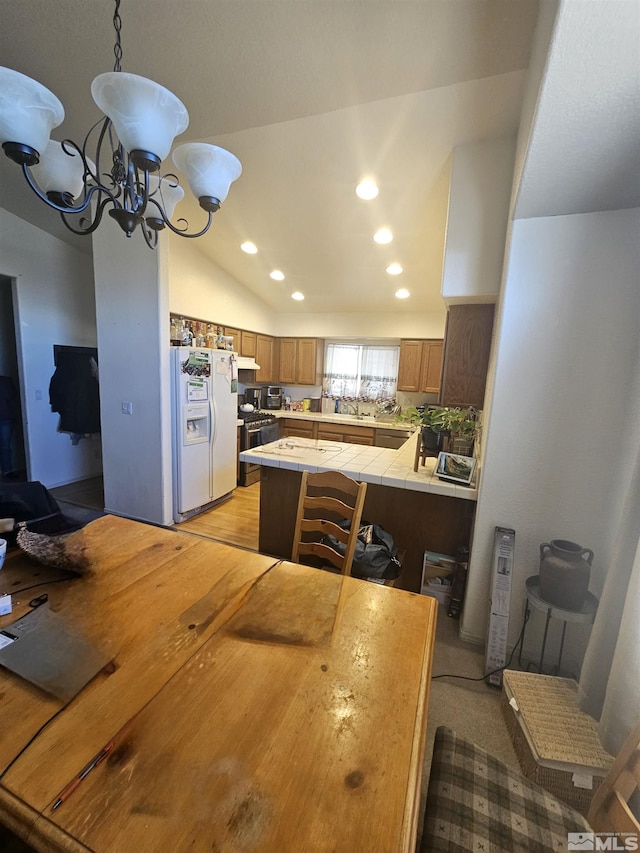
[175,482,260,550]
[47,475,260,551]
[49,476,104,511]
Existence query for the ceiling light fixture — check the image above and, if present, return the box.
[386,263,403,275]
[270,270,285,281]
[291,292,305,301]
[374,228,393,245]
[241,241,258,254]
[395,288,410,299]
[355,178,378,200]
[0,0,241,248]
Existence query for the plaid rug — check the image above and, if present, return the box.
[421,726,592,852]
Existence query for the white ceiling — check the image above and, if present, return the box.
[0,0,541,315]
[513,0,640,220]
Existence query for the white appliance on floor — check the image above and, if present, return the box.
[171,348,238,522]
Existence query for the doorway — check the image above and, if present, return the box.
[0,275,27,482]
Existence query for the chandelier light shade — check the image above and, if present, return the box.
[30,141,94,200]
[172,143,242,206]
[0,0,241,248]
[0,68,64,158]
[91,72,189,164]
[146,175,185,230]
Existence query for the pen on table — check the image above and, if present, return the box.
[51,741,115,812]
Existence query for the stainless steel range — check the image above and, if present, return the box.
[238,410,280,486]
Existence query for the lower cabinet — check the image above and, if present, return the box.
[281,419,316,439]
[281,418,375,445]
[316,422,375,445]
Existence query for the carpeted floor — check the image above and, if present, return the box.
[414,602,519,847]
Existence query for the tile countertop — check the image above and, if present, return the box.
[271,410,413,431]
[239,430,479,500]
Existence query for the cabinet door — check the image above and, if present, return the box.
[397,340,424,392]
[317,429,343,443]
[420,340,443,394]
[282,420,316,439]
[278,338,298,384]
[440,305,495,408]
[343,429,375,445]
[296,338,321,385]
[255,335,275,383]
[224,327,241,352]
[241,331,257,358]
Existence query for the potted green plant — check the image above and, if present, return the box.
[396,405,480,455]
[439,407,479,456]
[396,406,449,453]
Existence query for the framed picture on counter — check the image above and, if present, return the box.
[435,452,476,486]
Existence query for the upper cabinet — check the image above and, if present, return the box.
[239,331,257,358]
[223,327,241,352]
[439,304,495,408]
[420,340,444,394]
[255,335,277,384]
[397,339,443,394]
[278,338,324,386]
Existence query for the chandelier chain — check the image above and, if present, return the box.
[112,0,123,73]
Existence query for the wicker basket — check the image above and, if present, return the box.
[501,670,612,816]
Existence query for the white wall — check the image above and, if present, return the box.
[168,238,277,335]
[441,136,516,304]
[0,208,100,486]
[461,209,640,671]
[92,217,173,526]
[272,311,445,339]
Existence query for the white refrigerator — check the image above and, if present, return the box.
[171,347,238,522]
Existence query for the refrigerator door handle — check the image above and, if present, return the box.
[209,392,217,498]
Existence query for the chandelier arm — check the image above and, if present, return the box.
[20,162,118,214]
[146,196,215,238]
[58,196,114,236]
[141,222,158,249]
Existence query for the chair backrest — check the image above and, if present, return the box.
[291,470,367,576]
[587,719,640,835]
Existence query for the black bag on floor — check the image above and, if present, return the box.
[323,520,402,580]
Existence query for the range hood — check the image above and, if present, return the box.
[237,356,261,371]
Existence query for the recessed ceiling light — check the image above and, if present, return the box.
[240,241,258,254]
[374,228,393,244]
[386,263,403,275]
[291,291,305,301]
[270,270,285,281]
[395,288,410,299]
[355,178,378,200]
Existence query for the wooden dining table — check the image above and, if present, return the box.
[0,514,437,852]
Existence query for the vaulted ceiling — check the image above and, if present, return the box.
[1,0,542,314]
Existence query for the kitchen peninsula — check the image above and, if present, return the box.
[240,430,477,592]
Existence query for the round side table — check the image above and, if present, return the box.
[518,575,599,676]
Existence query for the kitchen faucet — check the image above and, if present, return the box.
[343,402,360,416]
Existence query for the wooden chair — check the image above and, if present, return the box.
[421,720,640,852]
[588,718,640,835]
[291,470,367,576]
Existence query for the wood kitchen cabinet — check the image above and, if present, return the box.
[420,340,443,394]
[281,419,317,439]
[397,339,443,393]
[278,338,324,385]
[224,327,241,352]
[316,422,375,445]
[255,335,277,383]
[439,304,495,408]
[240,330,257,358]
[278,338,298,384]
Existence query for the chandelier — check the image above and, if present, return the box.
[0,0,241,248]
